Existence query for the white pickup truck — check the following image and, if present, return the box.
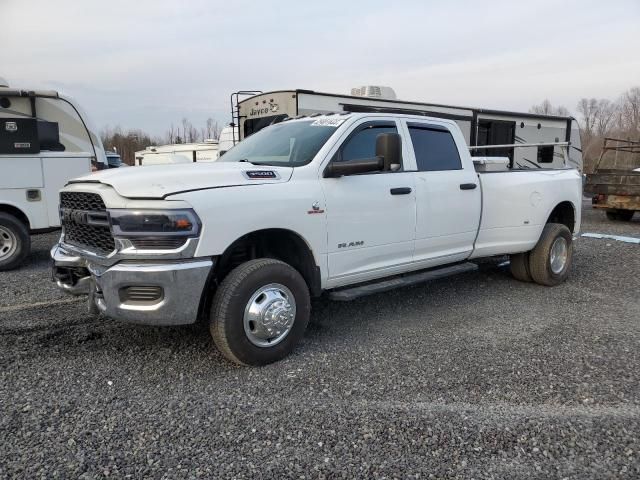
[52,113,582,365]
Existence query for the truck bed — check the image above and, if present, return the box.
[585,169,640,196]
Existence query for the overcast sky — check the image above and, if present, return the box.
[1,0,639,136]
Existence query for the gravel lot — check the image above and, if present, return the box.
[1,202,639,479]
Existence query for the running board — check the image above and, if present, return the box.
[328,262,478,301]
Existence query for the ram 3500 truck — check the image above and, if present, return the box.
[52,113,582,365]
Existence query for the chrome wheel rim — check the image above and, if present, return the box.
[243,283,296,348]
[549,237,568,274]
[0,226,17,261]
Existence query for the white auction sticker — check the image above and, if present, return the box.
[310,117,347,127]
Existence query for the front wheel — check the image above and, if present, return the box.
[209,258,311,366]
[0,212,31,271]
[528,223,573,286]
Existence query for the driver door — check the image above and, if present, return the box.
[321,119,417,287]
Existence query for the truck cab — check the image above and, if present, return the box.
[0,78,106,270]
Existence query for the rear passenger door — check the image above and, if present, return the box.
[403,120,481,265]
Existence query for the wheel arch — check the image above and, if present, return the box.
[0,203,31,229]
[545,200,576,233]
[213,228,321,297]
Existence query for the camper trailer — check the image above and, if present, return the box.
[134,140,219,166]
[0,77,107,270]
[233,87,582,171]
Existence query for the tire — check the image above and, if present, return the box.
[210,258,311,366]
[616,210,634,221]
[528,223,573,287]
[606,210,620,221]
[606,209,634,221]
[509,252,532,282]
[0,212,30,271]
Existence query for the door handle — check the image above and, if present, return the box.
[390,187,412,195]
[459,183,477,190]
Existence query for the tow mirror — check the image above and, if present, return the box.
[375,132,401,171]
[324,157,383,177]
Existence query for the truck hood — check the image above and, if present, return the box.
[68,162,293,199]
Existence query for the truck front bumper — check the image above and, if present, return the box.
[51,244,213,326]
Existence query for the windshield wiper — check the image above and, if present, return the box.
[237,159,255,164]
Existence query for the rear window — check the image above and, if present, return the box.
[408,124,461,171]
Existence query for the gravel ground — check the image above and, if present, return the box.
[1,203,639,479]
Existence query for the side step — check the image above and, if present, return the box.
[328,262,478,301]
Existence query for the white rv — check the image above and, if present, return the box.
[134,140,219,166]
[0,77,107,270]
[234,87,582,170]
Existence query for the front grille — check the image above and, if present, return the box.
[60,191,106,211]
[129,238,187,250]
[60,192,115,255]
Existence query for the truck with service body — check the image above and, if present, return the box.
[0,77,107,270]
[51,112,582,365]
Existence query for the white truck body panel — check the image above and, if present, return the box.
[0,84,104,232]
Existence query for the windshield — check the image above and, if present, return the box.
[221,120,338,167]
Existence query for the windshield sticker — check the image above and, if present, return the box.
[310,117,347,127]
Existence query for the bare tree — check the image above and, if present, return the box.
[529,99,569,116]
[618,87,640,134]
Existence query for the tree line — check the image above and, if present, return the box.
[101,118,222,165]
[530,86,640,171]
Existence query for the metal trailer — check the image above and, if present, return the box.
[229,89,583,171]
[585,138,640,221]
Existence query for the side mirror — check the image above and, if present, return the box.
[376,132,401,170]
[324,157,384,177]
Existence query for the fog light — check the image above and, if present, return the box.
[119,286,164,305]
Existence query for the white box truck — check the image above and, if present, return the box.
[0,77,107,270]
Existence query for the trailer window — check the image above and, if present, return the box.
[537,145,554,163]
[408,125,461,171]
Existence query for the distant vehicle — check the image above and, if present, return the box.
[585,138,640,221]
[230,86,582,171]
[217,125,239,156]
[0,76,107,270]
[134,140,219,166]
[106,150,127,168]
[52,112,581,366]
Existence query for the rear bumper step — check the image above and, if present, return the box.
[328,262,478,301]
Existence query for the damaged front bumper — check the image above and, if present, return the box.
[51,243,213,326]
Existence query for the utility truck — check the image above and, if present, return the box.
[0,77,107,270]
[52,112,582,365]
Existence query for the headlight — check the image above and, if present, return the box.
[108,209,201,237]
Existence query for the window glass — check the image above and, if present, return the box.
[220,120,337,167]
[340,123,397,162]
[408,125,461,171]
[537,145,554,163]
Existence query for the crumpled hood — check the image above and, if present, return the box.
[68,162,293,199]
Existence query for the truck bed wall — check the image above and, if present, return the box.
[471,169,582,258]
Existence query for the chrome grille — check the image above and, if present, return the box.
[60,192,115,255]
